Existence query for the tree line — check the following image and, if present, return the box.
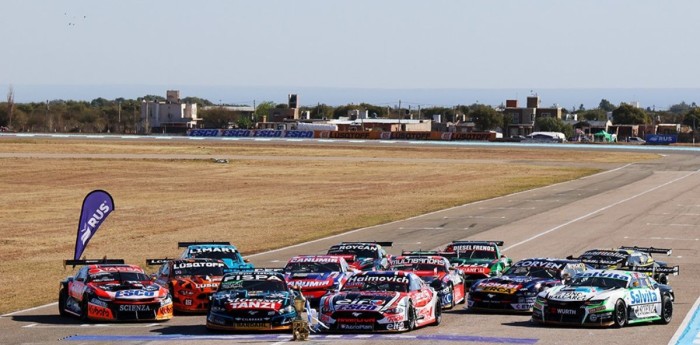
[1,93,699,136]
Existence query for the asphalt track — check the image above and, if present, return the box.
[2,134,700,345]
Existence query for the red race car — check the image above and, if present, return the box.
[147,258,226,313]
[59,259,173,321]
[391,251,466,309]
[283,255,355,306]
[319,271,441,332]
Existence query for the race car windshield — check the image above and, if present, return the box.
[191,251,243,262]
[328,247,376,259]
[393,263,447,273]
[219,279,288,292]
[89,271,150,283]
[568,276,628,289]
[460,250,498,260]
[342,280,408,293]
[173,266,224,277]
[504,266,560,279]
[284,261,341,273]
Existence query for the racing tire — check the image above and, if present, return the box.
[406,302,418,331]
[613,299,627,328]
[657,295,673,324]
[432,300,442,326]
[79,294,89,322]
[658,274,668,285]
[58,287,69,317]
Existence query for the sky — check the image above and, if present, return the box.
[2,1,700,108]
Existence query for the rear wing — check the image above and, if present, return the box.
[452,240,504,246]
[327,254,357,263]
[178,241,231,248]
[628,265,680,276]
[64,258,125,268]
[145,258,171,266]
[619,246,672,256]
[253,268,285,273]
[566,255,624,267]
[341,241,393,247]
[401,250,440,256]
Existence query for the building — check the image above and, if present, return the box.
[503,96,563,137]
[140,90,199,134]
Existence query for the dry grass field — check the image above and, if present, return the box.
[0,138,658,313]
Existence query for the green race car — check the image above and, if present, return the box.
[441,241,513,289]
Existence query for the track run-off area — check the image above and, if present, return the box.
[2,133,700,344]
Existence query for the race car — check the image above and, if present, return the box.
[568,246,679,284]
[58,259,173,321]
[391,251,466,309]
[441,240,512,288]
[319,271,441,332]
[466,257,586,313]
[283,255,355,306]
[178,241,254,273]
[206,270,300,331]
[147,258,226,313]
[326,241,393,271]
[532,269,674,327]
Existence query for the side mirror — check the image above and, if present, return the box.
[430,280,443,290]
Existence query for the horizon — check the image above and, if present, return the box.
[4,84,699,111]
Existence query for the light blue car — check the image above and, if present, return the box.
[178,241,254,273]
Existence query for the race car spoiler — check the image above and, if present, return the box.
[178,241,231,248]
[341,241,393,247]
[327,254,357,263]
[63,258,125,268]
[146,258,171,265]
[566,255,625,267]
[452,240,504,246]
[619,246,672,255]
[628,265,680,275]
[253,268,285,273]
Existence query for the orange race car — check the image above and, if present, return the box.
[148,258,226,313]
[59,259,173,321]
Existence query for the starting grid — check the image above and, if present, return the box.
[63,333,539,344]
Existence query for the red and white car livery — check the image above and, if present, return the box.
[391,252,466,309]
[319,271,441,332]
[58,259,173,321]
[326,241,393,271]
[283,255,354,305]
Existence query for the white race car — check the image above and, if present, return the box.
[532,269,674,327]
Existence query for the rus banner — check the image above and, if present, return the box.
[74,190,115,260]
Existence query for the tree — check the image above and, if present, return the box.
[254,101,276,122]
[535,117,574,138]
[599,99,615,111]
[682,108,700,129]
[612,104,651,124]
[669,102,691,115]
[579,109,607,122]
[469,104,502,131]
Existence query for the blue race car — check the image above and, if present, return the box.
[466,257,587,313]
[178,241,254,273]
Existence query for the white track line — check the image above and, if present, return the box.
[504,169,698,252]
[0,302,57,317]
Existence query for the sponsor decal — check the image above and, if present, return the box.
[90,298,108,307]
[227,299,283,310]
[450,132,494,141]
[337,318,375,323]
[195,283,219,289]
[88,304,112,318]
[188,129,220,137]
[335,244,379,252]
[631,304,657,318]
[173,262,225,269]
[289,256,340,263]
[233,322,271,328]
[588,306,607,313]
[513,260,565,270]
[339,323,373,330]
[577,271,629,281]
[581,250,627,259]
[115,290,156,299]
[329,132,371,139]
[188,247,237,254]
[289,280,331,288]
[476,282,520,294]
[253,130,282,137]
[119,304,152,312]
[382,314,405,322]
[284,130,313,138]
[221,129,252,137]
[336,304,381,311]
[223,274,283,282]
[550,308,577,315]
[74,190,114,260]
[553,291,587,301]
[630,289,658,304]
[452,245,495,253]
[346,275,408,284]
[391,257,445,266]
[458,265,490,274]
[386,322,405,330]
[389,132,430,140]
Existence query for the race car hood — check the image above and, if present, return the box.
[285,272,337,290]
[326,291,401,312]
[543,285,620,302]
[173,275,222,291]
[471,275,546,295]
[220,259,254,271]
[217,294,291,311]
[91,281,167,300]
